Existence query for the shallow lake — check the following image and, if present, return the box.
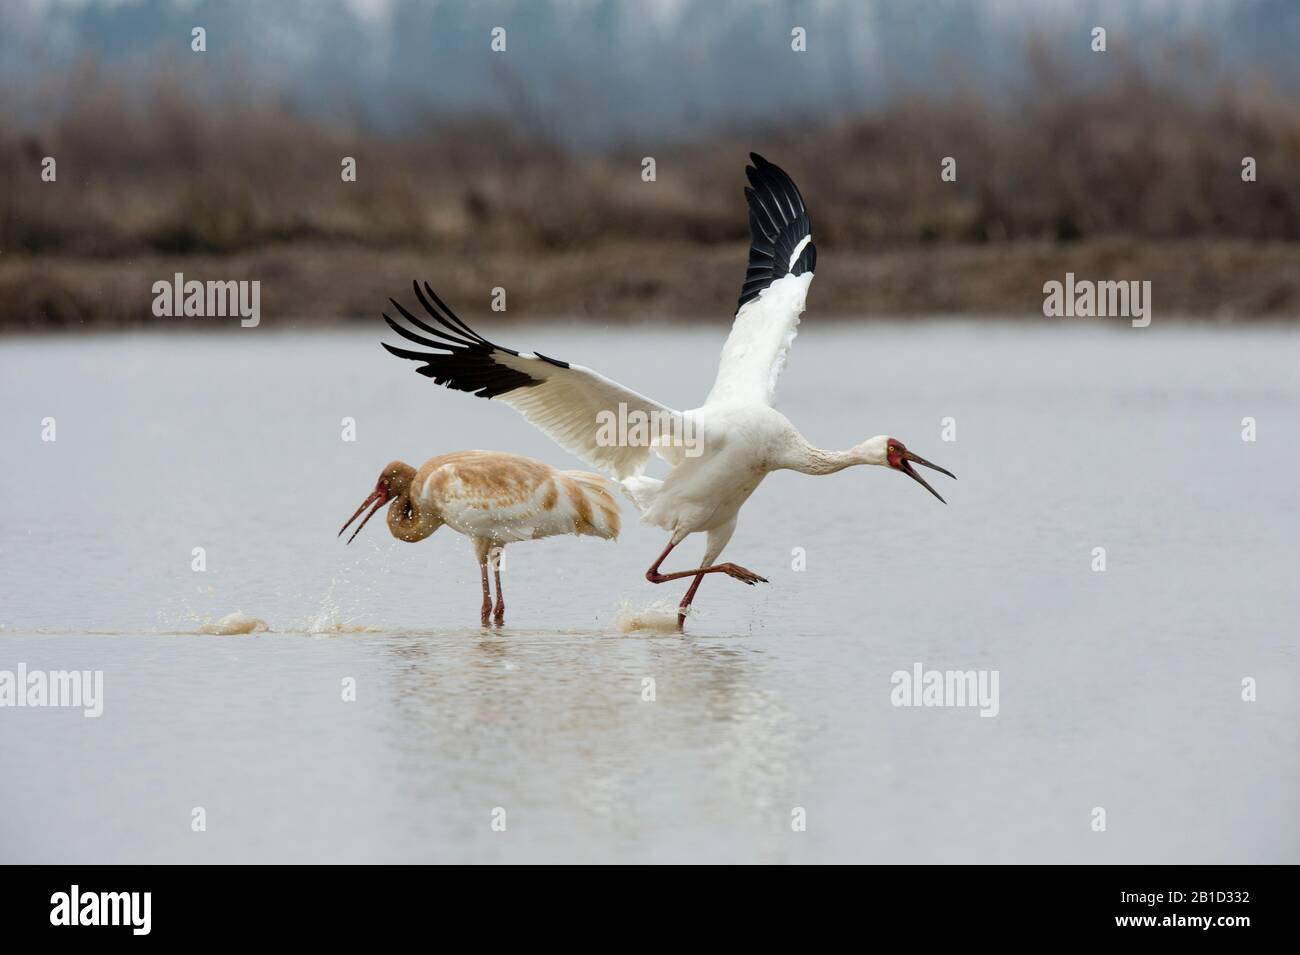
[1,320,1296,862]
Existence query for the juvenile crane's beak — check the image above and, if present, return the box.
[339,486,389,544]
[899,450,956,504]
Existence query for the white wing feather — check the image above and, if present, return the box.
[494,356,683,479]
[705,270,813,407]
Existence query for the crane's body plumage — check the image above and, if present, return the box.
[411,451,619,544]
[340,450,619,625]
[377,154,954,627]
[623,402,805,535]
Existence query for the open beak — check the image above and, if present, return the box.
[899,450,956,504]
[338,487,389,544]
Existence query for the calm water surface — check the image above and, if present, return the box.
[1,322,1297,863]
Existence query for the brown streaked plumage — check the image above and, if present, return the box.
[339,450,620,626]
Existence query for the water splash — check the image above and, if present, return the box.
[296,579,378,634]
[199,612,269,635]
[613,599,684,633]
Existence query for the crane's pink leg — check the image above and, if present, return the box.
[479,562,492,627]
[492,551,505,626]
[677,573,706,629]
[645,538,680,579]
[646,538,764,632]
[645,538,767,586]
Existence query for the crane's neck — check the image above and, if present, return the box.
[784,435,888,476]
[385,467,442,542]
[790,447,861,475]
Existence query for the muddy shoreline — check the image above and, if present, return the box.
[3,237,1297,331]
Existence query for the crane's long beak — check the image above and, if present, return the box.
[900,450,956,504]
[339,487,389,544]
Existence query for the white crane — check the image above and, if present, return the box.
[380,154,954,628]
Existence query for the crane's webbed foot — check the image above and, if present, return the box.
[720,563,767,585]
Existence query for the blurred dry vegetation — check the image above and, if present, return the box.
[2,49,1299,328]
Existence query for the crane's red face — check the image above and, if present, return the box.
[885,439,955,504]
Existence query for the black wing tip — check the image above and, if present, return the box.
[742,155,807,222]
[736,154,816,313]
[380,340,434,364]
[532,351,570,369]
[380,281,560,399]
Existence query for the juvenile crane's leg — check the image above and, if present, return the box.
[490,546,505,626]
[474,539,493,626]
[478,564,492,626]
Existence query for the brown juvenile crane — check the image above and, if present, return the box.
[340,450,620,626]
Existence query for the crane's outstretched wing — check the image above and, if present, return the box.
[704,153,817,408]
[382,282,683,479]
